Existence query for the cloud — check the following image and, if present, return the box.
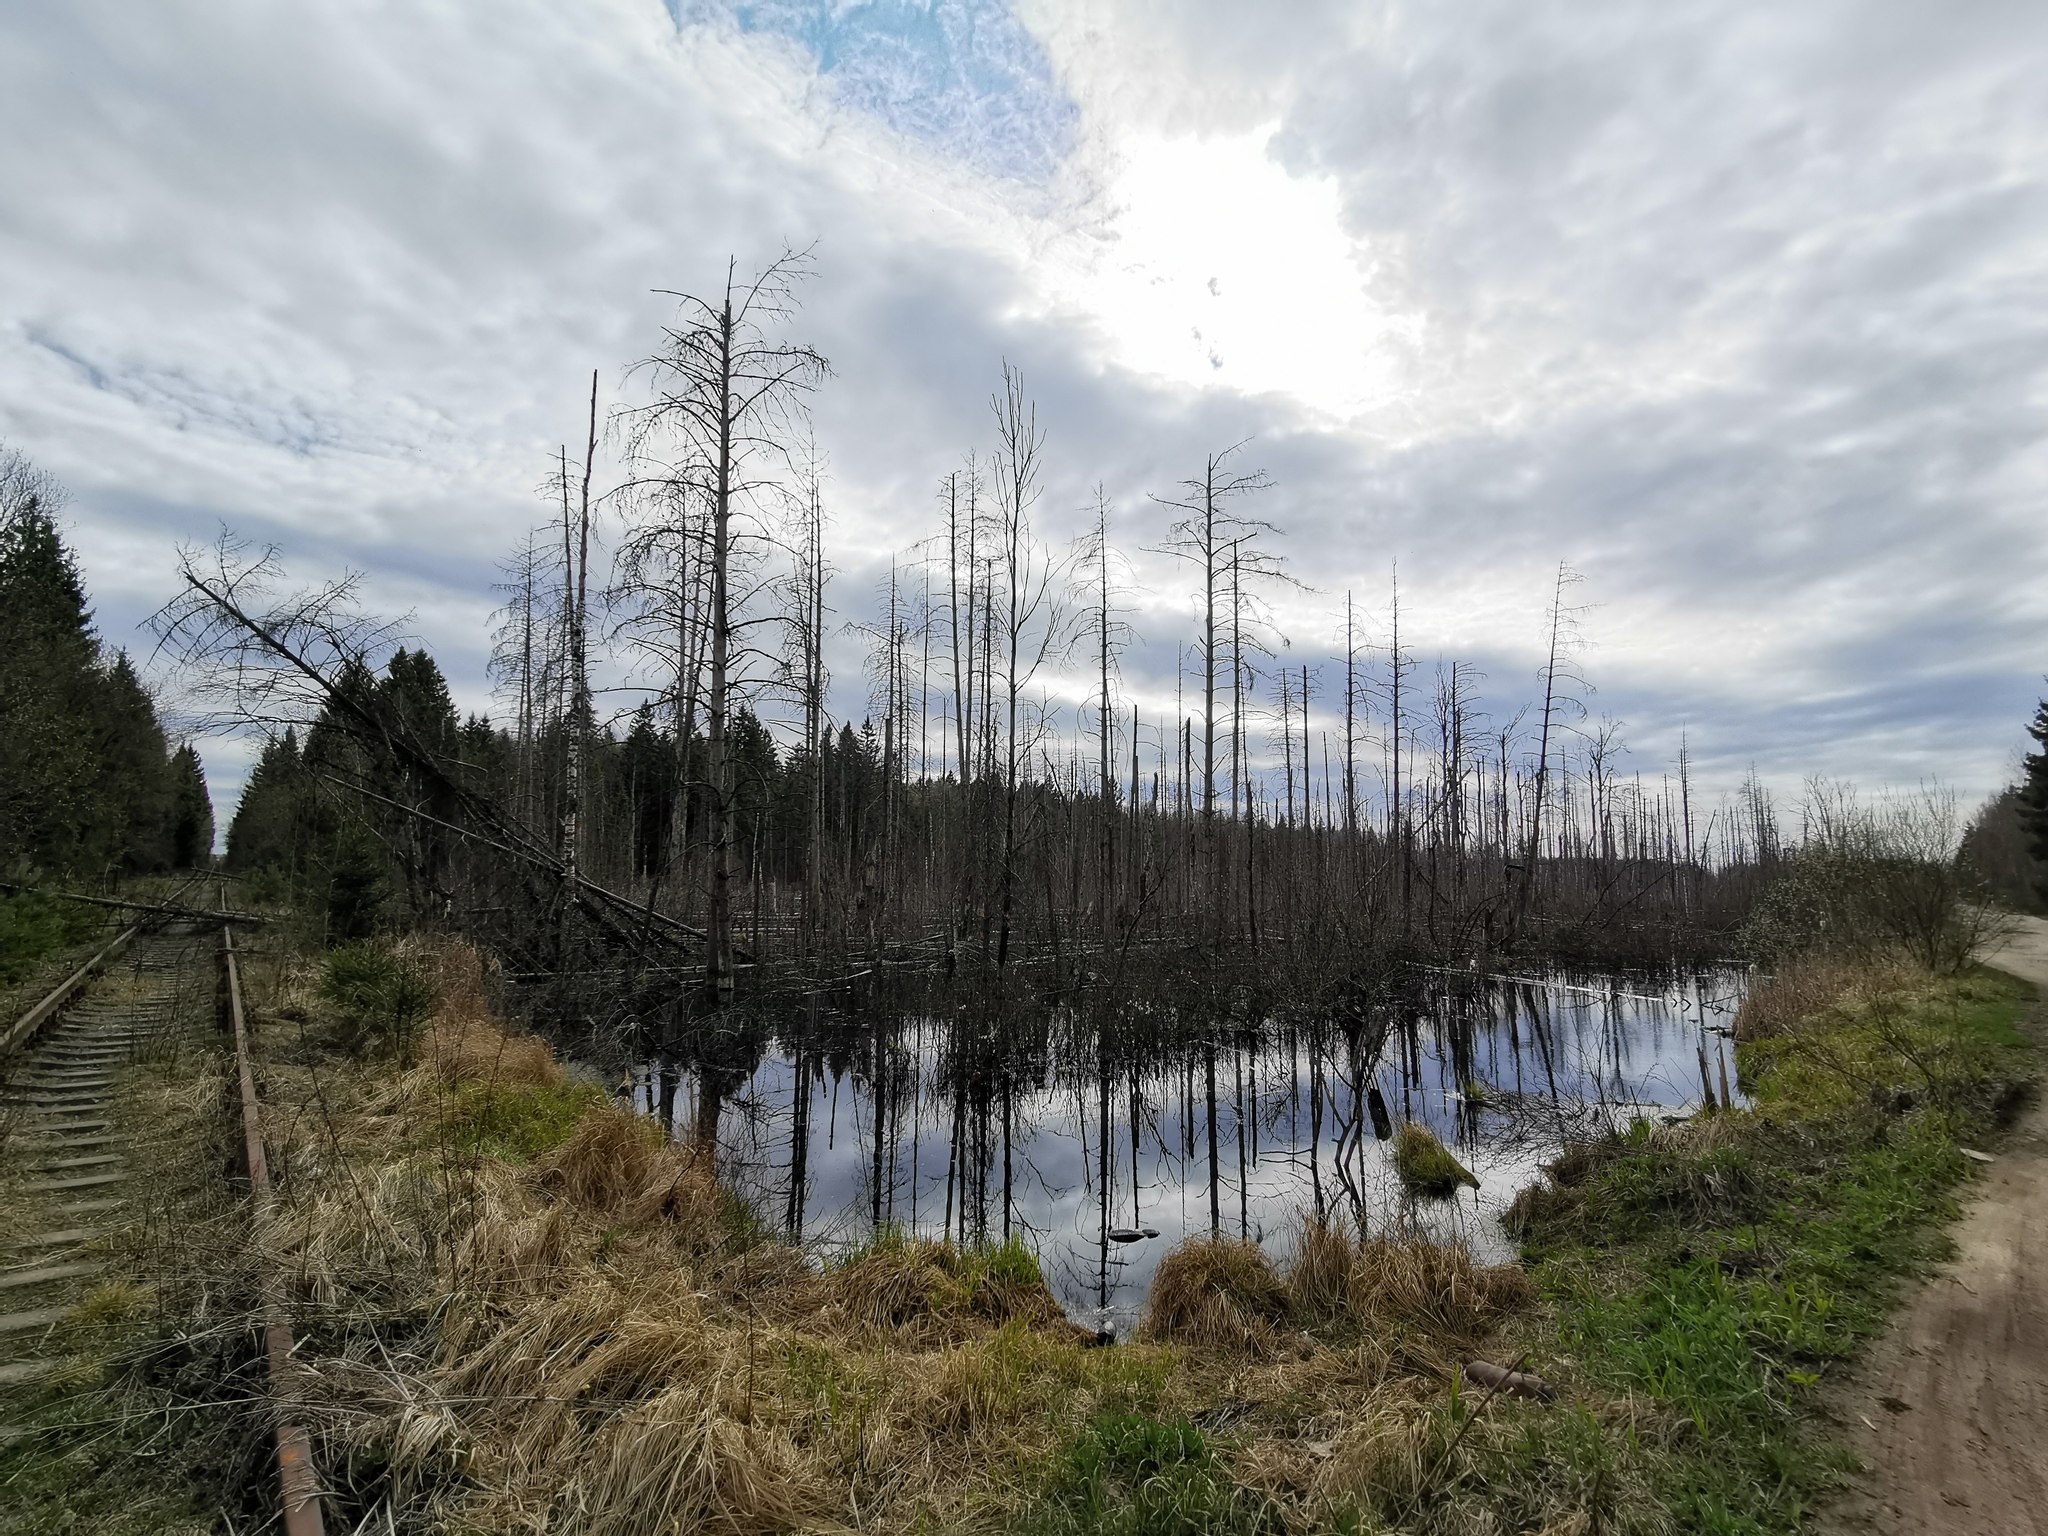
[1,0,2044,836]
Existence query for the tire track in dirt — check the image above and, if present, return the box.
[1824,916,2048,1535]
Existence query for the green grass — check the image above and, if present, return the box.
[1514,965,2032,1533]
[0,889,107,987]
[444,1078,607,1160]
[1025,1412,1280,1536]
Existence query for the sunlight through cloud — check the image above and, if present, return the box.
[1049,128,1416,418]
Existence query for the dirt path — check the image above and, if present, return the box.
[1823,917,2048,1534]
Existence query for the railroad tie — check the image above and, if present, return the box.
[0,922,206,1447]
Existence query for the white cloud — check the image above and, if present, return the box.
[2,0,2046,830]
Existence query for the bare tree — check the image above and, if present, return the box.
[620,249,830,1001]
[1077,484,1134,939]
[986,363,1070,967]
[1510,563,1588,941]
[1153,447,1273,832]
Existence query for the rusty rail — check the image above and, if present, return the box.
[0,924,139,1060]
[1,875,219,1060]
[223,921,326,1536]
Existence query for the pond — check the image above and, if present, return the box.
[628,966,1745,1335]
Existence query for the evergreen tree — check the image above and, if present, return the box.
[2017,696,2048,904]
[0,463,103,870]
[167,745,214,867]
[0,447,181,877]
[98,652,173,872]
[226,730,310,874]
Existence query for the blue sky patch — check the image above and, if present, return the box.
[670,0,1076,179]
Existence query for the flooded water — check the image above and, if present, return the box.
[629,967,1745,1335]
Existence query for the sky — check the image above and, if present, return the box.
[3,0,2046,832]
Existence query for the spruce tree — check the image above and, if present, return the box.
[98,651,173,871]
[2018,696,2048,905]
[0,448,180,877]
[226,730,309,874]
[167,745,214,867]
[0,465,101,870]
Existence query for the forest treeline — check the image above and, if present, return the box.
[0,447,212,882]
[138,251,1800,1055]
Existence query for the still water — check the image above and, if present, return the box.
[630,968,1744,1334]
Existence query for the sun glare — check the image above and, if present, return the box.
[1051,128,1413,418]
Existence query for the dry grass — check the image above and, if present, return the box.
[1136,1236,1291,1353]
[1732,951,1919,1042]
[1289,1219,1531,1340]
[219,935,1162,1534]
[201,934,1581,1536]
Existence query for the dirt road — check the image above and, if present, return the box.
[1824,917,2048,1534]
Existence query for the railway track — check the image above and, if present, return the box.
[0,895,324,1533]
[0,922,210,1406]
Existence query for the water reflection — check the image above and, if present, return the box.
[632,969,1743,1334]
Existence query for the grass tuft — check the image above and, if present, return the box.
[1136,1237,1289,1353]
[1393,1121,1480,1196]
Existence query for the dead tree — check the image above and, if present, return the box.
[1078,484,1133,941]
[1510,563,1587,942]
[1152,446,1274,942]
[987,364,1070,968]
[153,537,707,967]
[621,249,829,1001]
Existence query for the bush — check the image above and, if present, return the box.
[319,941,437,1057]
[1739,782,2006,974]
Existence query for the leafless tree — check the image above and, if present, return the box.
[619,248,830,1000]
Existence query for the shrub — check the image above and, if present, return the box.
[1739,782,2007,974]
[318,941,437,1057]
